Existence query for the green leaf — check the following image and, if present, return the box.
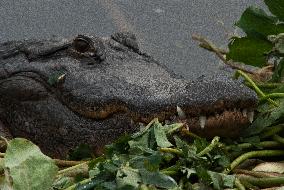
[264,0,284,21]
[270,59,284,82]
[268,33,284,55]
[215,155,230,168]
[140,169,178,189]
[222,174,236,188]
[68,144,92,161]
[100,181,117,190]
[3,138,58,190]
[271,84,284,93]
[153,122,173,148]
[236,6,284,38]
[240,136,261,145]
[194,138,209,154]
[105,134,131,157]
[129,153,162,172]
[174,135,196,158]
[163,123,184,134]
[243,100,284,136]
[116,165,141,189]
[208,171,222,190]
[227,37,273,67]
[52,177,74,189]
[195,166,211,185]
[75,180,101,190]
[143,153,162,172]
[208,171,236,189]
[181,167,197,179]
[128,131,152,154]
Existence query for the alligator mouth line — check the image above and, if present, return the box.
[70,101,255,137]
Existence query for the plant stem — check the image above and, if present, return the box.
[191,35,255,74]
[234,169,277,178]
[54,159,86,167]
[159,148,183,155]
[166,123,184,134]
[246,82,283,89]
[260,124,284,139]
[197,136,220,156]
[235,70,278,107]
[226,141,281,150]
[64,178,92,190]
[224,150,284,174]
[181,129,202,139]
[57,161,89,178]
[235,178,246,190]
[238,175,284,188]
[273,134,284,145]
[260,93,284,101]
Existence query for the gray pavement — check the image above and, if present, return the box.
[0,0,265,79]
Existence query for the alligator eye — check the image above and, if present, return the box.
[73,35,93,53]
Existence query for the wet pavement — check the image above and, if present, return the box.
[0,0,265,78]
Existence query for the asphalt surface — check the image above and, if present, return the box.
[0,0,265,79]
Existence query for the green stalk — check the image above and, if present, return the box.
[246,82,283,89]
[225,141,281,150]
[57,161,89,179]
[238,175,284,188]
[159,147,183,156]
[224,150,284,174]
[235,178,246,190]
[182,130,202,139]
[64,178,92,190]
[234,70,264,97]
[235,70,278,107]
[260,124,284,139]
[197,136,220,156]
[273,134,284,145]
[260,93,284,101]
[161,164,181,176]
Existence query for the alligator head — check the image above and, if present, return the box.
[0,32,257,158]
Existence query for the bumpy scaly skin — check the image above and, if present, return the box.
[0,32,258,158]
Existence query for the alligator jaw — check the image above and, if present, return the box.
[181,108,255,138]
[72,102,256,138]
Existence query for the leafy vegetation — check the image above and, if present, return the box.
[1,0,284,189]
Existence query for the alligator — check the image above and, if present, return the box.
[0,32,258,158]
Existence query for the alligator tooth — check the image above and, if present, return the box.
[186,125,189,131]
[248,111,254,123]
[139,123,145,130]
[165,120,170,124]
[177,106,186,119]
[199,116,206,129]
[242,109,247,117]
[58,73,66,81]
